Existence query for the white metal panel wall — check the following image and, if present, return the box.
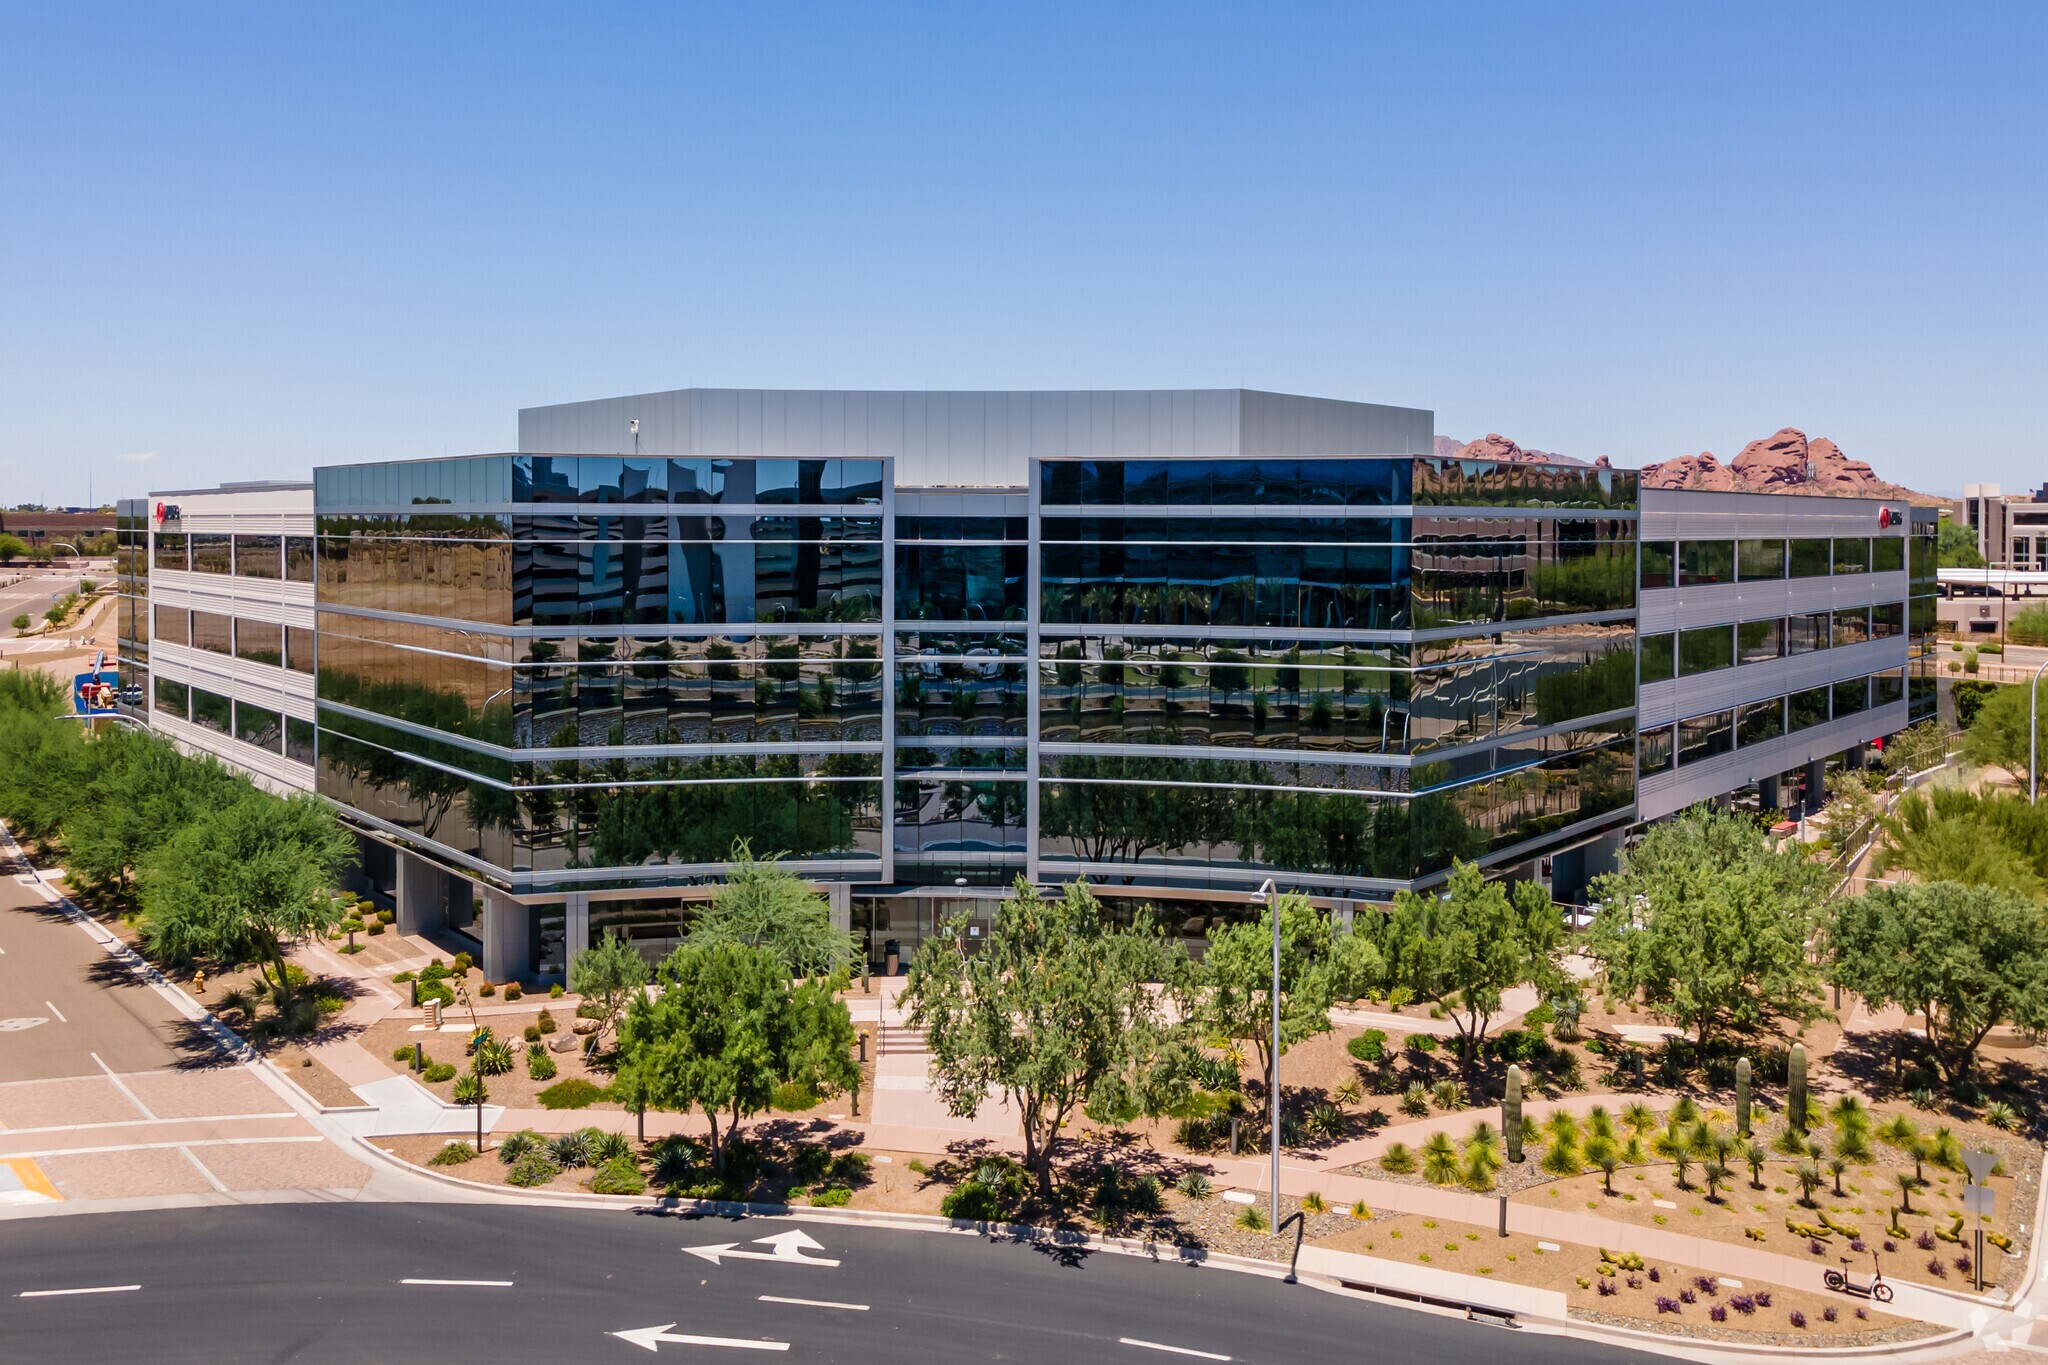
[1639,572,1909,633]
[1639,703,1905,821]
[1638,637,1909,727]
[516,389,1435,490]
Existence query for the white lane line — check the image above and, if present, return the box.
[0,1112,298,1136]
[400,1279,515,1288]
[18,1285,142,1298]
[178,1146,231,1195]
[0,1136,326,1160]
[1119,1339,1232,1361]
[758,1294,869,1311]
[43,1000,66,1024]
[91,1053,156,1120]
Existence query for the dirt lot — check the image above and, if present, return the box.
[1311,1215,1936,1348]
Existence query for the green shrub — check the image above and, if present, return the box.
[1178,1171,1212,1199]
[523,1024,543,1043]
[429,1141,478,1166]
[366,921,385,936]
[393,1045,417,1062]
[1408,1034,1438,1054]
[829,1152,872,1186]
[939,1182,1006,1221]
[506,1150,562,1188]
[549,983,565,999]
[771,1081,820,1112]
[1380,1142,1417,1174]
[538,1078,607,1110]
[1235,1204,1268,1231]
[527,1050,557,1082]
[423,1062,457,1083]
[537,1009,557,1035]
[419,961,451,982]
[415,980,454,1008]
[588,1155,646,1195]
[452,952,474,973]
[9,614,28,632]
[392,970,416,984]
[809,1185,852,1207]
[503,982,522,1001]
[497,1129,545,1164]
[1524,1001,1555,1027]
[1347,1029,1388,1064]
[479,981,497,997]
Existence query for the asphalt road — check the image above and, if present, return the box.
[0,571,84,638]
[0,1203,1658,1365]
[0,836,191,1079]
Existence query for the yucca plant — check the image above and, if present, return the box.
[1794,1160,1824,1208]
[1540,1136,1582,1178]
[1586,1105,1618,1143]
[1621,1102,1656,1136]
[1742,1140,1767,1189]
[1876,1113,1920,1151]
[1703,1160,1731,1203]
[1585,1135,1621,1193]
[1461,1144,1499,1191]
[1301,1190,1327,1214]
[1421,1132,1460,1186]
[1379,1142,1417,1175]
[1430,1079,1466,1111]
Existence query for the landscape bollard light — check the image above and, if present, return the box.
[412,1042,423,1073]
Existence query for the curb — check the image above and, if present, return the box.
[350,1137,1981,1359]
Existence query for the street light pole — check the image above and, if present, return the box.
[2030,659,2048,804]
[1251,877,1279,1234]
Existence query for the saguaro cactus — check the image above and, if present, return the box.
[1735,1056,1752,1138]
[1788,1043,1808,1136]
[1505,1065,1525,1163]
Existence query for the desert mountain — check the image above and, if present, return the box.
[1437,427,1937,504]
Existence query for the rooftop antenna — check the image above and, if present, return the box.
[630,417,640,457]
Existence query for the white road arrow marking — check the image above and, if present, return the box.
[682,1229,839,1268]
[610,1323,790,1352]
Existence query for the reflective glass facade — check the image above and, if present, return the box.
[1034,457,1640,894]
[312,456,887,890]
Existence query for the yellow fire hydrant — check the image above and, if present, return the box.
[193,969,207,995]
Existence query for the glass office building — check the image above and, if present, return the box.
[129,389,1924,979]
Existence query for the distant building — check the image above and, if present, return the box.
[1957,483,2048,571]
[0,509,114,554]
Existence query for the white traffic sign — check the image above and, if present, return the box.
[1965,1185,1996,1217]
[682,1230,840,1268]
[610,1323,790,1352]
[1963,1150,1998,1185]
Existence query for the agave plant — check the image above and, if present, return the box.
[1984,1101,2019,1132]
[497,1128,545,1165]
[587,1128,633,1164]
[549,1129,595,1169]
[1876,1113,1920,1151]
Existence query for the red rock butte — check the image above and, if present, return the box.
[1436,427,1936,504]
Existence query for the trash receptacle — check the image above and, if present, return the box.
[884,939,901,977]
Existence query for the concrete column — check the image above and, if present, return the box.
[395,851,447,936]
[1759,774,1781,812]
[563,893,590,986]
[482,891,532,984]
[826,882,851,936]
[1805,758,1827,815]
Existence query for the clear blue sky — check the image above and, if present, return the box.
[3,1,2042,506]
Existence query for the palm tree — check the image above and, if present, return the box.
[1671,1140,1697,1191]
[1795,1160,1825,1208]
[1742,1140,1767,1189]
[1703,1160,1732,1203]
[1585,1135,1621,1194]
[1827,1155,1849,1197]
[1895,1169,1918,1215]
